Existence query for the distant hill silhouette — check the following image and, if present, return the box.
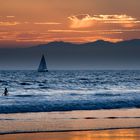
[0,39,140,70]
[32,39,140,48]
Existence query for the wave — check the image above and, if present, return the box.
[94,93,121,97]
[70,116,140,120]
[1,70,140,114]
[0,97,140,114]
[0,127,140,135]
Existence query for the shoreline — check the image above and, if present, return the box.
[0,107,140,115]
[0,128,140,140]
[0,108,140,137]
[0,126,140,136]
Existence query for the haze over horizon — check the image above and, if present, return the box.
[0,39,140,70]
[0,0,140,48]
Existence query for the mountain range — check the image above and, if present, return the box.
[0,39,140,70]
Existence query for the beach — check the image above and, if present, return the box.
[0,109,140,139]
[0,128,140,140]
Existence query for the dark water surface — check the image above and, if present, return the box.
[0,70,140,113]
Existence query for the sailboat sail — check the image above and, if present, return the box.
[38,55,48,72]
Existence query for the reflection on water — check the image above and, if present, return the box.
[0,109,140,134]
[0,129,140,140]
[1,70,140,113]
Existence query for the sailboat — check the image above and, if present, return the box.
[38,55,48,72]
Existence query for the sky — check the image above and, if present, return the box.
[0,0,140,47]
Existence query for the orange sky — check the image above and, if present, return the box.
[0,0,140,47]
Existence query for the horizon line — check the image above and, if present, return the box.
[0,38,140,49]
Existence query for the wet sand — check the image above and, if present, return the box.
[0,109,140,139]
[0,128,140,140]
[0,109,140,134]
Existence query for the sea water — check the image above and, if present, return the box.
[0,70,140,114]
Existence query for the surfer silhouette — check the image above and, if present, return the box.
[2,88,8,96]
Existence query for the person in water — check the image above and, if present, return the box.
[2,88,8,96]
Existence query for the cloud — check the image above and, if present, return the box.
[0,16,15,18]
[76,36,123,43]
[48,29,91,33]
[6,16,15,18]
[34,22,61,25]
[0,21,20,26]
[68,14,140,28]
[68,14,94,28]
[48,29,123,35]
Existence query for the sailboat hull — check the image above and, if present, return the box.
[38,69,48,72]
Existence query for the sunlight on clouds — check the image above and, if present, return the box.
[79,36,123,43]
[0,28,137,44]
[48,30,91,33]
[0,21,20,26]
[68,14,94,28]
[6,16,15,18]
[68,14,140,28]
[0,0,139,46]
[0,30,121,43]
[48,29,122,35]
[34,22,61,25]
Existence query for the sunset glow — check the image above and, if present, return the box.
[0,0,140,47]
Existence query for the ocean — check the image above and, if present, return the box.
[0,70,140,114]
